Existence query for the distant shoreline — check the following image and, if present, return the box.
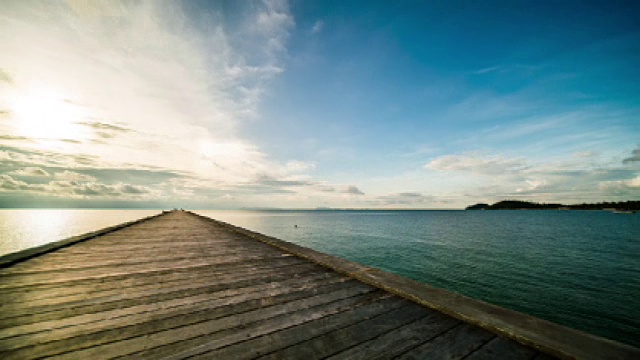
[466,200,640,211]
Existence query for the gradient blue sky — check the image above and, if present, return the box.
[1,0,639,208]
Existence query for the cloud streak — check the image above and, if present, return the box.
[0,173,151,198]
[9,167,50,177]
[426,154,528,175]
[344,185,364,195]
[2,2,636,209]
[376,192,434,206]
[0,0,354,207]
[599,176,640,192]
[311,20,324,34]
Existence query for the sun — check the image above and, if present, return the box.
[9,87,89,141]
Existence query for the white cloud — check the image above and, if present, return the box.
[282,160,316,174]
[9,167,50,177]
[376,192,434,205]
[0,148,98,169]
[256,0,294,33]
[516,179,548,193]
[455,112,580,147]
[574,151,597,158]
[599,176,640,191]
[0,175,41,191]
[54,170,97,182]
[425,154,528,175]
[0,0,320,205]
[252,0,294,63]
[71,182,151,196]
[0,174,151,198]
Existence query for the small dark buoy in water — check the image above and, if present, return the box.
[294,224,298,228]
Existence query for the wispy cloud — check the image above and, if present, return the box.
[344,185,364,195]
[54,170,97,182]
[0,0,338,206]
[473,65,502,74]
[254,174,314,188]
[442,91,530,124]
[0,175,39,192]
[575,151,597,158]
[420,148,640,204]
[9,167,50,177]
[469,112,579,142]
[77,121,131,133]
[599,176,640,192]
[425,154,528,175]
[0,174,151,198]
[3,2,636,209]
[311,20,324,34]
[376,192,434,206]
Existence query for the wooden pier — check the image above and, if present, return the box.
[0,211,638,359]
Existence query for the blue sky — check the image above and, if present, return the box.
[1,0,639,208]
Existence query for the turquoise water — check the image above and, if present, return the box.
[198,210,640,347]
[0,209,638,347]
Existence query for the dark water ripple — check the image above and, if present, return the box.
[198,210,640,347]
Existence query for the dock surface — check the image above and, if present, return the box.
[0,211,637,359]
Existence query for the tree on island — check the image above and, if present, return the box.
[465,200,640,211]
[465,203,489,210]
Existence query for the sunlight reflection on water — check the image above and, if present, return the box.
[0,209,158,256]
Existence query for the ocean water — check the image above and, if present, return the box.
[0,209,638,347]
[0,209,158,256]
[197,210,640,347]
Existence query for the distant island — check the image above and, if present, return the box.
[466,200,640,211]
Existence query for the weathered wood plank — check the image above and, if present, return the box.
[337,267,638,360]
[1,279,364,357]
[47,285,380,360]
[257,302,431,360]
[0,248,286,275]
[464,336,538,360]
[191,294,405,359]
[0,276,346,341]
[326,310,460,360]
[395,323,495,360]
[0,267,335,326]
[0,269,337,328]
[533,352,562,360]
[51,240,276,254]
[0,253,296,289]
[0,262,321,314]
[0,256,308,302]
[0,263,326,309]
[134,289,385,360]
[0,255,305,297]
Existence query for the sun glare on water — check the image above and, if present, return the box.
[10,87,89,142]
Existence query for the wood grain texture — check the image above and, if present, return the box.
[0,211,576,359]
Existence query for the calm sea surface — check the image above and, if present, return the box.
[0,210,158,256]
[1,209,638,347]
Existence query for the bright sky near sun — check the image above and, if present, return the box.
[1,0,639,209]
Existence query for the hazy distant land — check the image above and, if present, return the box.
[466,200,640,211]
